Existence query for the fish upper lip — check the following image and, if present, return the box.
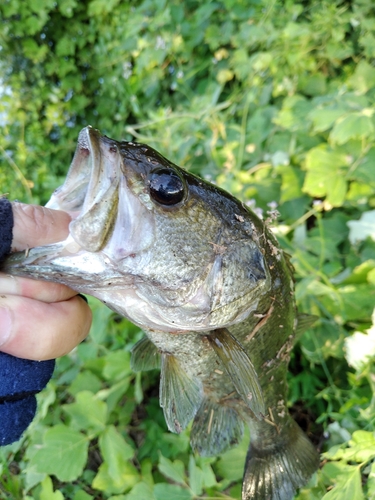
[46,126,123,252]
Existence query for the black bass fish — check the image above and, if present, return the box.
[3,127,319,499]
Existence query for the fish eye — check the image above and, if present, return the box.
[148,168,185,206]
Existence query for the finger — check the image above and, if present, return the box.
[11,203,71,252]
[0,273,77,303]
[0,295,92,360]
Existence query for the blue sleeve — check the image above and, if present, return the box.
[0,198,55,445]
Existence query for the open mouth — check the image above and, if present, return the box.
[46,127,97,216]
[46,126,121,252]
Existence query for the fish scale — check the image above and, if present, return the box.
[2,126,319,500]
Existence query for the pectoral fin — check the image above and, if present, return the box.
[130,336,161,372]
[207,328,265,419]
[160,353,203,434]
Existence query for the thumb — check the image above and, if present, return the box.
[11,202,71,252]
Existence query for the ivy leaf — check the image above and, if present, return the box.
[322,464,364,500]
[58,0,77,18]
[188,455,203,496]
[153,484,192,500]
[158,455,186,485]
[100,425,135,467]
[366,461,375,499]
[89,298,114,344]
[340,283,375,321]
[73,491,93,500]
[303,145,349,207]
[330,112,375,145]
[31,425,89,481]
[216,432,249,482]
[348,60,375,93]
[92,461,139,494]
[308,107,347,133]
[103,351,131,381]
[93,426,138,493]
[124,482,155,500]
[39,476,64,500]
[352,147,375,183]
[62,391,107,433]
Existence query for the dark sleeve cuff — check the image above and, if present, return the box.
[0,198,13,260]
[0,353,55,445]
[0,397,37,446]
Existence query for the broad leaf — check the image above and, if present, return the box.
[31,426,89,481]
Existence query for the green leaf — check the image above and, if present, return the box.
[352,147,375,183]
[93,425,139,493]
[308,108,346,133]
[124,482,155,500]
[100,425,135,465]
[303,145,348,206]
[103,351,131,381]
[330,112,375,145]
[323,431,375,463]
[347,210,375,244]
[216,431,249,481]
[322,464,364,500]
[278,165,305,203]
[348,60,375,93]
[31,426,89,481]
[73,491,94,500]
[56,36,76,57]
[153,484,192,500]
[158,455,186,485]
[88,298,113,344]
[366,461,375,499]
[347,431,375,462]
[92,461,139,494]
[340,260,375,285]
[273,95,313,131]
[340,283,375,321]
[39,476,64,500]
[188,455,203,496]
[298,73,327,96]
[62,391,107,433]
[68,370,103,396]
[58,0,77,17]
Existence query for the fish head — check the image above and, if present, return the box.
[5,127,271,332]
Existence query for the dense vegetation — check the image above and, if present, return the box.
[1,0,375,498]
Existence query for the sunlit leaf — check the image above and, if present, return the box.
[347,210,375,244]
[31,426,89,481]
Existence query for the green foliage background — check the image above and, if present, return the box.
[1,0,375,498]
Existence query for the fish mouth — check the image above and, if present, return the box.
[47,126,121,252]
[4,127,156,293]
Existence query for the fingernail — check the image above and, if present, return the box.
[0,307,12,346]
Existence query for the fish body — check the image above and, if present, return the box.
[3,127,319,499]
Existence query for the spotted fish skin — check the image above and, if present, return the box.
[3,127,319,500]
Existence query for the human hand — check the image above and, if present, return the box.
[0,202,92,360]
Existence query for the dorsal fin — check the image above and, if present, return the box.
[130,336,161,372]
[207,328,265,419]
[160,353,203,434]
[190,397,244,456]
